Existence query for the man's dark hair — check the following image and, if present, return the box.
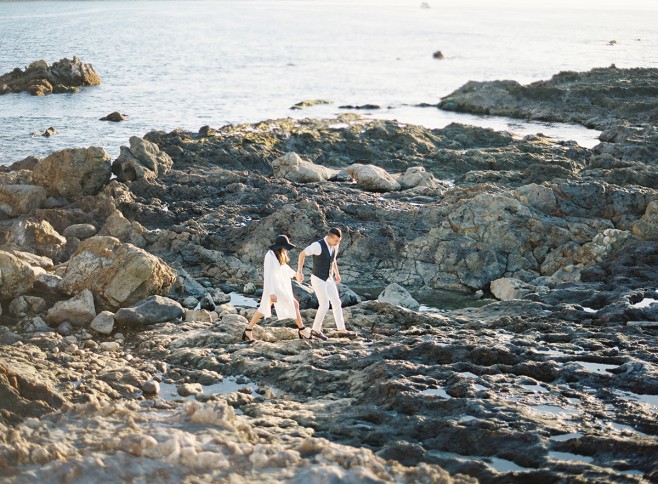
[328,227,342,238]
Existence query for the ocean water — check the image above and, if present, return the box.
[1,1,657,164]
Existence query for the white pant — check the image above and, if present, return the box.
[311,275,345,332]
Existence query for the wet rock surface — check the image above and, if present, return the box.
[1,66,657,482]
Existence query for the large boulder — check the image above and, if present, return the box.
[59,236,177,310]
[271,152,336,184]
[490,277,545,301]
[0,250,36,300]
[90,311,115,335]
[632,201,658,241]
[63,223,97,240]
[0,57,100,96]
[33,147,112,199]
[398,167,439,190]
[98,210,147,247]
[345,164,401,192]
[378,283,420,310]
[111,136,173,182]
[0,185,46,217]
[5,219,66,259]
[46,289,96,326]
[114,296,184,326]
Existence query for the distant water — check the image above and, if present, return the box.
[1,1,656,164]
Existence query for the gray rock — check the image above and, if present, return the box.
[182,296,199,309]
[243,283,256,295]
[490,277,546,301]
[63,223,97,240]
[271,152,337,184]
[5,219,66,259]
[142,380,160,395]
[378,283,420,310]
[90,311,115,335]
[18,317,51,333]
[57,321,73,336]
[100,111,126,122]
[100,341,120,352]
[398,166,439,190]
[338,284,362,307]
[8,295,46,316]
[0,250,37,300]
[111,136,173,182]
[345,163,401,192]
[177,383,203,397]
[114,295,184,326]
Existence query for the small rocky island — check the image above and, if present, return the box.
[0,57,101,96]
[0,67,657,482]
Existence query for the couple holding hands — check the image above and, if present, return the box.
[242,228,353,343]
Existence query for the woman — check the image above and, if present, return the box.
[242,235,313,342]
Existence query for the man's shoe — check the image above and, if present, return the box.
[311,329,328,340]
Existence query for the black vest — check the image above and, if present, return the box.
[312,239,336,280]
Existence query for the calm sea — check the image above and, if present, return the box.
[1,1,656,164]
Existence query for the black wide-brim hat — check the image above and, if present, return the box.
[269,234,295,251]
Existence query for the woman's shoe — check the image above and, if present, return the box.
[242,328,255,343]
[298,326,313,340]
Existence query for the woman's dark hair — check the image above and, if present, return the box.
[328,227,342,238]
[274,248,290,265]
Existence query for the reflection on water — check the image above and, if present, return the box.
[156,376,271,401]
[548,451,593,464]
[353,286,493,311]
[573,361,619,374]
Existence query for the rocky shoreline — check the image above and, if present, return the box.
[1,66,657,482]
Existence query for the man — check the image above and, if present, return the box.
[296,227,350,340]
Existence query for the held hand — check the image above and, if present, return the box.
[270,295,278,303]
[335,275,342,284]
[295,272,304,283]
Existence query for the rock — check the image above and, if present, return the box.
[0,185,46,217]
[17,317,50,333]
[33,147,112,199]
[5,219,66,259]
[8,296,46,316]
[100,111,126,122]
[290,99,332,110]
[0,250,37,299]
[90,311,115,335]
[271,152,336,184]
[198,125,216,137]
[182,296,199,309]
[63,223,97,240]
[111,136,173,182]
[397,166,439,190]
[114,295,184,327]
[490,277,546,301]
[184,309,217,322]
[345,163,401,192]
[177,383,203,397]
[243,283,256,295]
[632,201,658,241]
[378,283,420,310]
[0,57,100,96]
[338,104,381,110]
[199,293,216,311]
[41,127,57,137]
[46,289,96,326]
[432,50,445,59]
[338,284,362,307]
[99,209,147,247]
[60,236,177,310]
[100,341,120,352]
[56,322,73,336]
[142,380,160,395]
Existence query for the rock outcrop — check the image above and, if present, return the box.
[60,237,177,310]
[111,136,173,182]
[33,147,112,199]
[0,57,101,96]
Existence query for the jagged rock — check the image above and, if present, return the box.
[111,136,173,182]
[632,201,658,241]
[100,111,126,122]
[90,311,115,335]
[490,277,546,301]
[63,223,97,240]
[8,296,46,316]
[290,99,332,110]
[114,295,184,327]
[345,163,401,192]
[0,57,100,96]
[33,147,112,199]
[0,185,46,217]
[17,317,51,333]
[60,236,177,310]
[99,209,147,247]
[271,152,336,183]
[5,219,66,259]
[46,289,96,326]
[0,250,36,299]
[378,283,420,310]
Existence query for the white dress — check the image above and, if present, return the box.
[257,250,297,320]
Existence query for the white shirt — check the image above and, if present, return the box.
[304,237,338,257]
